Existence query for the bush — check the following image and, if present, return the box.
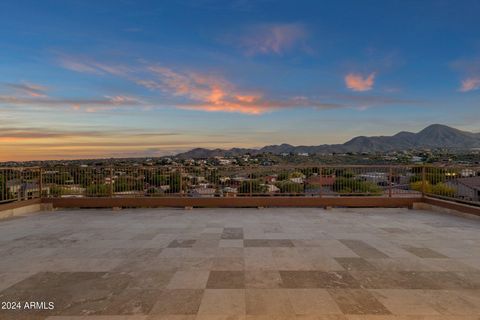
[410,181,456,197]
[431,182,456,197]
[275,181,304,193]
[333,178,381,195]
[85,184,110,197]
[49,186,65,197]
[410,180,431,193]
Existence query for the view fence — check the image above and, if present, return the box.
[1,165,479,206]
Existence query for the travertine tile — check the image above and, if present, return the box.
[244,239,294,248]
[369,289,440,315]
[246,289,295,315]
[166,270,210,289]
[219,240,244,248]
[339,240,389,259]
[168,240,196,248]
[279,271,360,289]
[334,258,377,271]
[149,289,204,314]
[207,271,245,289]
[402,246,448,259]
[245,271,283,289]
[198,289,246,315]
[286,289,342,315]
[212,257,245,271]
[328,289,391,315]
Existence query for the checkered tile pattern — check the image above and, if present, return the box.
[0,207,479,319]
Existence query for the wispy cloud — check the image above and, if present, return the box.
[4,82,48,97]
[227,23,308,56]
[0,94,145,112]
[459,77,480,92]
[59,55,132,76]
[345,73,376,92]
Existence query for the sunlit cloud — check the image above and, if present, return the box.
[459,77,480,92]
[450,57,480,92]
[139,66,341,114]
[227,23,308,56]
[57,56,413,115]
[345,73,376,91]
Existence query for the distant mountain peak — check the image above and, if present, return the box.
[175,124,480,158]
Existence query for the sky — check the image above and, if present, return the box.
[1,0,480,161]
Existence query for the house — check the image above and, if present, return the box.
[219,176,231,183]
[189,188,217,197]
[359,172,389,184]
[289,177,304,184]
[447,177,480,202]
[263,184,280,193]
[461,169,476,177]
[222,187,237,197]
[306,175,336,186]
[6,180,45,199]
[264,175,277,184]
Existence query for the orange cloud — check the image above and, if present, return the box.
[459,77,480,92]
[57,58,344,115]
[345,73,376,91]
[139,66,342,114]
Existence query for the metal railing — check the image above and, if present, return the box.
[1,165,479,206]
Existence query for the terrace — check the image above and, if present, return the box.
[0,165,479,319]
[0,207,479,319]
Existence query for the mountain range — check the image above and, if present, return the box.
[175,124,480,158]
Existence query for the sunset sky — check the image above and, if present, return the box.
[1,0,480,161]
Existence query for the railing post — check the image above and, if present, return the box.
[179,167,183,197]
[250,179,253,196]
[39,167,43,199]
[109,167,114,197]
[388,166,393,198]
[319,166,323,198]
[421,165,426,197]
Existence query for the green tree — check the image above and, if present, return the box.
[277,172,289,181]
[114,176,144,192]
[239,180,266,194]
[0,174,8,201]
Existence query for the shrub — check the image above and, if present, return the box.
[410,180,432,193]
[333,178,381,195]
[85,184,110,197]
[49,186,65,197]
[410,181,455,197]
[275,181,304,193]
[431,182,456,197]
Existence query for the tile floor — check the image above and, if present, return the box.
[0,207,479,320]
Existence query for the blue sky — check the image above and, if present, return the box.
[0,0,479,160]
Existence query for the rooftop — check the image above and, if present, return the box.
[0,207,479,319]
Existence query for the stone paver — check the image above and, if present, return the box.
[0,207,479,319]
